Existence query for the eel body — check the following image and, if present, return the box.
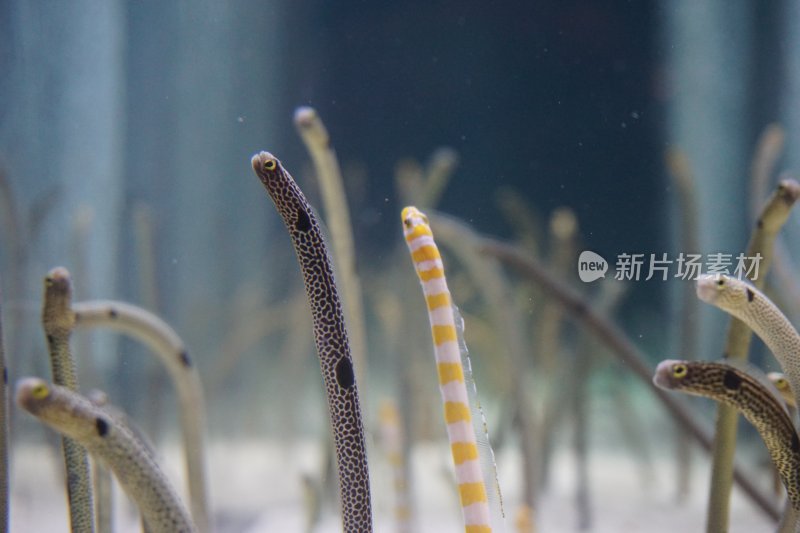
[402,205,503,532]
[654,360,800,511]
[42,267,94,532]
[697,274,800,412]
[16,378,196,533]
[72,299,210,533]
[251,151,372,532]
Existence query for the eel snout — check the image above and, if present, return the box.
[653,359,683,390]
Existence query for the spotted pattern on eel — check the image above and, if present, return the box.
[697,274,800,415]
[42,267,94,532]
[15,377,196,532]
[251,151,372,533]
[654,360,800,511]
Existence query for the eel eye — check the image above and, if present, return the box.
[32,384,50,400]
[403,218,412,229]
[672,364,688,379]
[777,378,789,390]
[264,159,277,171]
[716,278,725,287]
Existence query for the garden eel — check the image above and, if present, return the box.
[703,178,800,532]
[71,299,210,533]
[86,390,115,533]
[493,187,541,255]
[769,372,797,410]
[294,107,369,401]
[697,274,800,414]
[42,267,94,532]
[767,372,798,502]
[535,208,577,493]
[402,205,504,533]
[0,280,7,533]
[15,377,197,533]
[479,237,780,519]
[422,147,459,209]
[665,148,700,501]
[378,399,412,533]
[653,360,800,513]
[428,211,535,520]
[251,151,372,532]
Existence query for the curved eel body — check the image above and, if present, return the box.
[251,151,372,532]
[402,205,503,532]
[72,299,210,533]
[697,274,800,413]
[654,360,800,511]
[16,378,196,533]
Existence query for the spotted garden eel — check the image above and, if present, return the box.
[71,299,210,533]
[702,178,800,532]
[697,274,800,415]
[767,372,798,504]
[402,205,504,533]
[16,377,197,533]
[479,237,780,519]
[41,267,94,532]
[251,151,372,532]
[653,360,800,514]
[294,107,369,402]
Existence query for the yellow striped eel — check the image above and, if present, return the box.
[41,267,94,532]
[251,151,372,532]
[697,274,800,413]
[402,205,504,533]
[16,377,197,533]
[378,399,412,532]
[653,360,800,511]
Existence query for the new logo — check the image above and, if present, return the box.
[578,251,608,282]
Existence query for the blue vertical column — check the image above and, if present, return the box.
[662,1,753,355]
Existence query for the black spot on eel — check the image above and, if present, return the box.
[654,360,800,511]
[16,377,197,533]
[697,274,800,415]
[251,151,372,532]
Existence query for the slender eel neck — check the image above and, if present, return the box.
[654,360,800,511]
[252,151,372,533]
[697,274,800,414]
[16,378,197,533]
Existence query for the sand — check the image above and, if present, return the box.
[7,437,778,532]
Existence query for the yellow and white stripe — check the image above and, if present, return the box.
[402,206,495,533]
[378,399,413,532]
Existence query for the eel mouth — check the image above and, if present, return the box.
[251,151,277,175]
[695,274,720,303]
[15,377,49,414]
[653,359,682,389]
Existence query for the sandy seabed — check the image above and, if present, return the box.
[9,439,775,532]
